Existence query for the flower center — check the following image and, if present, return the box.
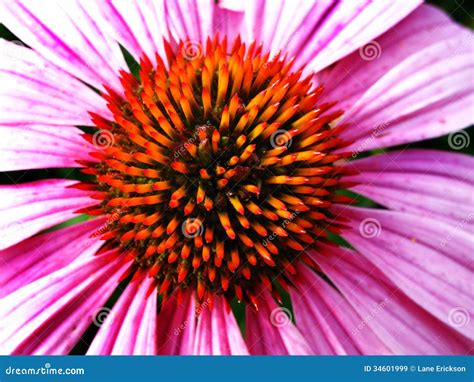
[79,36,348,305]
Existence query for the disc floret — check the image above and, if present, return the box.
[80,35,349,305]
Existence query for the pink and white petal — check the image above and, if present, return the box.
[343,150,474,227]
[0,217,105,298]
[320,5,474,150]
[0,179,98,250]
[211,2,246,42]
[0,125,96,171]
[0,0,129,93]
[160,0,245,50]
[245,290,312,355]
[291,264,391,355]
[87,272,157,355]
[321,5,462,111]
[231,1,420,69]
[88,1,243,64]
[297,0,421,72]
[156,289,197,355]
[345,149,474,185]
[103,0,172,65]
[347,206,472,271]
[310,245,471,354]
[0,40,110,126]
[162,0,207,42]
[333,205,473,339]
[193,296,248,355]
[132,284,158,355]
[0,250,131,354]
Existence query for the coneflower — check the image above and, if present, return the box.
[0,0,472,355]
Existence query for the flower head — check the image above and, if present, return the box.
[0,0,472,355]
[78,35,349,305]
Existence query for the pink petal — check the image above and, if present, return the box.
[162,0,209,42]
[0,250,131,354]
[193,296,248,355]
[333,205,473,340]
[0,0,129,93]
[211,3,245,41]
[159,1,245,56]
[343,150,474,226]
[245,290,312,355]
[298,0,421,72]
[0,179,98,250]
[321,5,474,150]
[291,264,391,354]
[0,40,110,125]
[224,1,418,70]
[0,124,96,171]
[95,0,168,66]
[0,217,105,297]
[310,244,471,354]
[156,289,197,355]
[87,272,157,355]
[224,1,420,72]
[345,149,474,183]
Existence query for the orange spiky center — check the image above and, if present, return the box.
[78,36,351,305]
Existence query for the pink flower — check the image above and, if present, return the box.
[0,0,472,355]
